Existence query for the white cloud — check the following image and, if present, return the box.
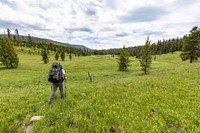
[0,0,200,49]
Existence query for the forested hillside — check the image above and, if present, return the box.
[0,29,91,51]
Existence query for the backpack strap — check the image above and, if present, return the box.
[59,69,63,81]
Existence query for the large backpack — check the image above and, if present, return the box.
[48,62,63,83]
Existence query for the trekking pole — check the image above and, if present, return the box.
[64,80,66,98]
[88,71,92,82]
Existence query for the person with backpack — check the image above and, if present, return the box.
[48,62,67,104]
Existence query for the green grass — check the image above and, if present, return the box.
[0,52,200,132]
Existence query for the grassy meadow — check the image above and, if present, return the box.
[0,50,200,132]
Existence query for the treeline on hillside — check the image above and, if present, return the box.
[94,37,183,57]
[0,28,92,67]
[1,28,91,56]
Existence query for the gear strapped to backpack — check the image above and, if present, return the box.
[48,62,63,83]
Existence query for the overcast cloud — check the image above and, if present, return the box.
[0,0,200,49]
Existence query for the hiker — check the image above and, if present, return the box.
[48,62,67,104]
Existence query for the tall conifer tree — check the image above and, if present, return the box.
[140,36,152,74]
[180,26,200,63]
[0,38,19,67]
[7,28,11,39]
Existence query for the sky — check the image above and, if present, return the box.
[0,0,200,49]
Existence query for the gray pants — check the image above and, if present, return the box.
[48,82,65,104]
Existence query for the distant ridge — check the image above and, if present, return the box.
[0,34,92,51]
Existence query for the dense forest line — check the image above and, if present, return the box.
[94,37,183,57]
[95,26,200,64]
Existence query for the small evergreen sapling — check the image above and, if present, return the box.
[60,51,65,61]
[55,52,59,60]
[41,48,49,64]
[69,53,72,61]
[117,46,130,71]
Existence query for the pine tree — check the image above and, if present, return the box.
[7,28,11,39]
[140,36,152,74]
[41,48,49,64]
[28,34,32,47]
[0,38,8,66]
[117,46,130,71]
[15,29,20,40]
[14,29,20,46]
[60,50,65,61]
[169,39,176,54]
[69,53,72,61]
[0,38,19,67]
[55,52,59,60]
[180,26,200,63]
